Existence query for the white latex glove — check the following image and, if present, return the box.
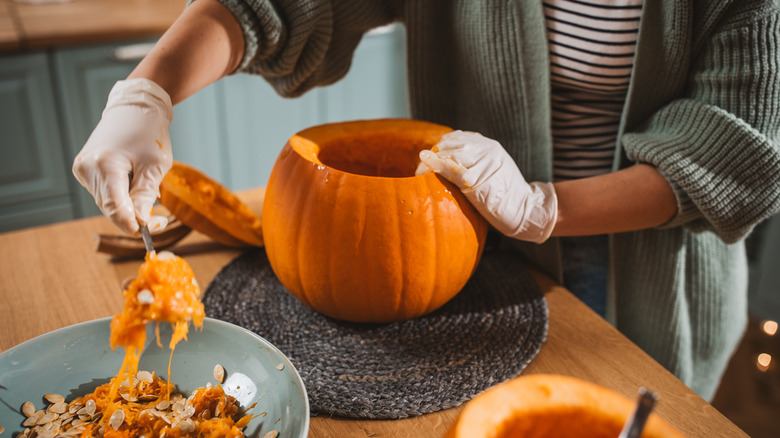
[416,130,558,243]
[72,78,173,235]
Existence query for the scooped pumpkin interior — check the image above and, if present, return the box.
[292,119,450,178]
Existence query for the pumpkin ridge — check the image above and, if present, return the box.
[295,158,324,312]
[387,179,404,319]
[266,144,309,308]
[418,174,439,316]
[329,170,363,319]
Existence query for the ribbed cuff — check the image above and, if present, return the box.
[622,99,780,243]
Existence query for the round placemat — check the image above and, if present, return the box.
[203,248,548,419]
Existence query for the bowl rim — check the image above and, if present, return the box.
[0,316,311,437]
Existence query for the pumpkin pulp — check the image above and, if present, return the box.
[109,251,205,401]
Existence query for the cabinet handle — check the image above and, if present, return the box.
[110,42,156,62]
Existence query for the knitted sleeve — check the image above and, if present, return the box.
[208,0,399,97]
[621,3,780,243]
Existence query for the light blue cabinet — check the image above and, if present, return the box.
[0,24,408,233]
[218,24,409,191]
[0,53,75,231]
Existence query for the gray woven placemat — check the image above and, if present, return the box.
[203,248,548,419]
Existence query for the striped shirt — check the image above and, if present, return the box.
[545,0,643,181]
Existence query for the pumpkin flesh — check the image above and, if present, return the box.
[159,161,263,247]
[262,119,489,323]
[445,374,686,438]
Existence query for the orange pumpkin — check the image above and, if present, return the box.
[262,119,489,323]
[159,161,263,247]
[445,374,686,438]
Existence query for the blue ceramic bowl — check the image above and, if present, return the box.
[0,317,309,437]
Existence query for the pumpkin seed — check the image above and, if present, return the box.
[21,401,35,417]
[109,409,125,430]
[177,418,196,434]
[22,411,42,426]
[137,289,155,304]
[179,404,196,420]
[85,399,96,417]
[120,392,138,402]
[172,399,185,414]
[213,364,225,383]
[263,430,280,438]
[156,251,176,261]
[137,370,154,383]
[49,402,67,414]
[275,363,285,371]
[37,412,57,425]
[44,394,64,404]
[68,401,83,414]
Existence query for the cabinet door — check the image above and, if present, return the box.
[0,52,74,232]
[219,74,321,191]
[53,41,223,218]
[321,24,409,123]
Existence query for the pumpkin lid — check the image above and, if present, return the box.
[158,161,263,247]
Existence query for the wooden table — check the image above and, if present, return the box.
[0,188,747,437]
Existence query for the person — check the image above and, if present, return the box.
[72,0,780,401]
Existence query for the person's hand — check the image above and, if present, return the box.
[72,78,173,235]
[416,130,558,243]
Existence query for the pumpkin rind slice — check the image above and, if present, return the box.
[262,118,489,323]
[445,374,687,438]
[158,161,263,247]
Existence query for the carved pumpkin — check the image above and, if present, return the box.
[262,119,489,323]
[445,374,686,438]
[159,161,263,247]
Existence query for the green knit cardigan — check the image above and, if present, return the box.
[210,0,780,400]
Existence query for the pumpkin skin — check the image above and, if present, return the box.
[445,374,686,438]
[159,161,263,247]
[262,119,489,323]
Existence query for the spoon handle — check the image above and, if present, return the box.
[619,387,658,438]
[139,224,155,254]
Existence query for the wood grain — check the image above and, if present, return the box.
[0,0,21,51]
[8,0,184,51]
[0,187,747,437]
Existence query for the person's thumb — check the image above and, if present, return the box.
[418,150,471,187]
[129,167,165,227]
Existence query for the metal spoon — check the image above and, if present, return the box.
[618,387,658,438]
[129,171,156,255]
[139,223,155,254]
